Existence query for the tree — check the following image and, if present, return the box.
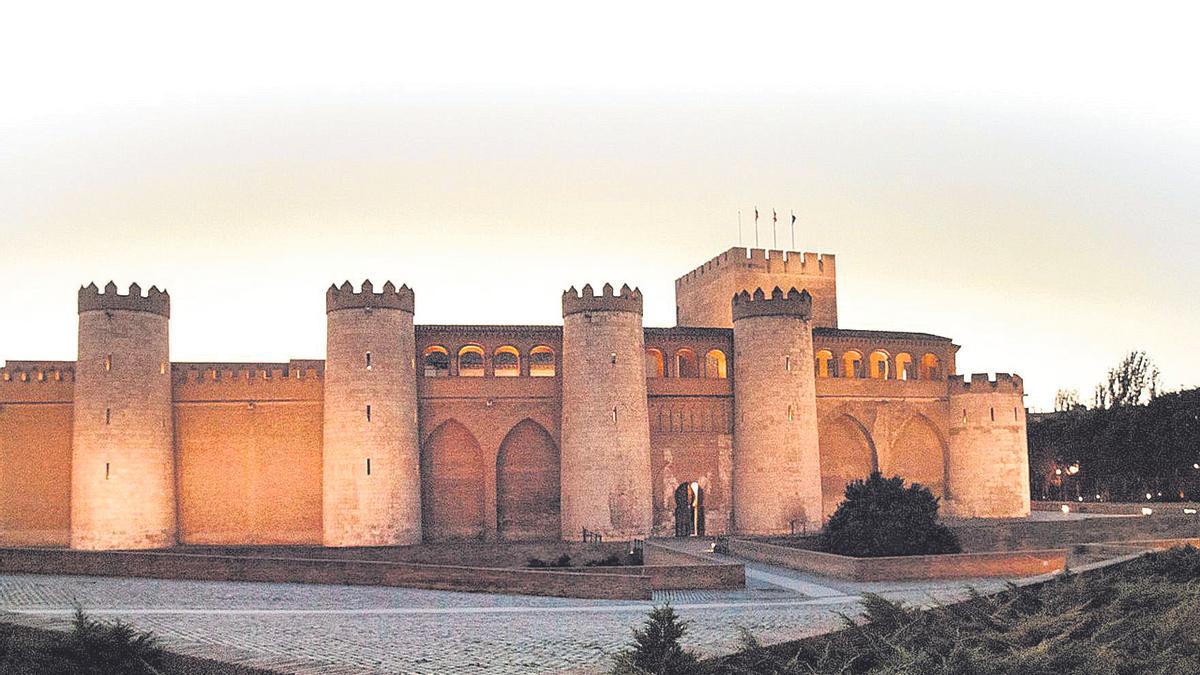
[611,604,699,675]
[820,473,960,557]
[1094,351,1160,409]
[1054,388,1082,412]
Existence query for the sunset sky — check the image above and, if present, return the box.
[2,3,1196,410]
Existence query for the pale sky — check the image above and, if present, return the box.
[2,2,1197,410]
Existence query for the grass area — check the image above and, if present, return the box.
[699,546,1200,674]
[0,609,163,674]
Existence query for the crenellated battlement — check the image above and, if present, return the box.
[675,247,835,289]
[562,283,643,316]
[0,364,75,384]
[731,287,812,322]
[78,282,170,317]
[949,373,1024,395]
[172,362,323,385]
[325,280,414,314]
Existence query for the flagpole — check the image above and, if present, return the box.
[754,207,759,247]
[772,209,778,249]
[737,210,742,246]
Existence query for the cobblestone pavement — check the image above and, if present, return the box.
[0,554,1031,675]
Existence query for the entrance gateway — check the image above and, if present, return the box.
[673,482,704,537]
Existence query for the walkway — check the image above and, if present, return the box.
[0,545,1032,674]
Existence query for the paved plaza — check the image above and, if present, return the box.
[0,545,1037,675]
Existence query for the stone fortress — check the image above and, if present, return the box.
[0,247,1030,550]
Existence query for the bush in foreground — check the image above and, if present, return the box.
[0,608,163,674]
[820,472,960,557]
[611,604,698,675]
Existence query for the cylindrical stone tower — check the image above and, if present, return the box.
[731,287,823,534]
[945,373,1032,518]
[560,283,653,539]
[72,282,176,550]
[322,280,422,547]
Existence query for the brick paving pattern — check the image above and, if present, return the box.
[0,557,1021,674]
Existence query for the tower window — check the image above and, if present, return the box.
[104,355,112,372]
[961,409,968,424]
[105,408,111,425]
[160,362,167,375]
[105,462,110,480]
[366,405,372,422]
[366,458,372,475]
[612,406,618,423]
[366,352,372,370]
[785,355,792,372]
[1014,407,1019,421]
[990,407,996,422]
[788,404,794,421]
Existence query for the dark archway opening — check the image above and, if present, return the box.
[673,482,705,537]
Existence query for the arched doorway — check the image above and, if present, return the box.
[421,420,485,542]
[883,414,948,499]
[673,482,705,537]
[496,419,560,541]
[819,414,877,517]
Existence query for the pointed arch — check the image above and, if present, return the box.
[882,413,949,499]
[496,418,560,541]
[819,413,878,517]
[421,419,485,541]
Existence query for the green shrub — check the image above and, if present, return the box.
[0,609,163,674]
[611,604,699,675]
[819,472,961,557]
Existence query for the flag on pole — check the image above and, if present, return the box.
[772,209,778,248]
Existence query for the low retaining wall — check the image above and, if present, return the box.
[0,548,652,600]
[641,541,745,590]
[728,539,1067,582]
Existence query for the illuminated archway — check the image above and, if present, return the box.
[869,350,890,380]
[704,350,727,379]
[422,346,449,377]
[919,353,941,381]
[895,353,913,381]
[529,346,556,377]
[457,345,484,377]
[493,345,520,377]
[645,348,664,378]
[882,414,948,499]
[815,349,835,378]
[842,350,863,379]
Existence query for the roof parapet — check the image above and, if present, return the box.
[562,283,643,316]
[731,286,812,322]
[326,280,414,314]
[78,282,170,318]
[949,373,1024,395]
[675,247,836,288]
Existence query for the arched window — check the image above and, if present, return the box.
[815,349,835,378]
[423,346,449,377]
[458,345,485,377]
[675,349,698,378]
[704,350,727,379]
[529,345,556,377]
[868,350,890,380]
[895,353,913,381]
[493,345,520,377]
[919,353,941,381]
[645,348,664,378]
[842,350,863,379]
